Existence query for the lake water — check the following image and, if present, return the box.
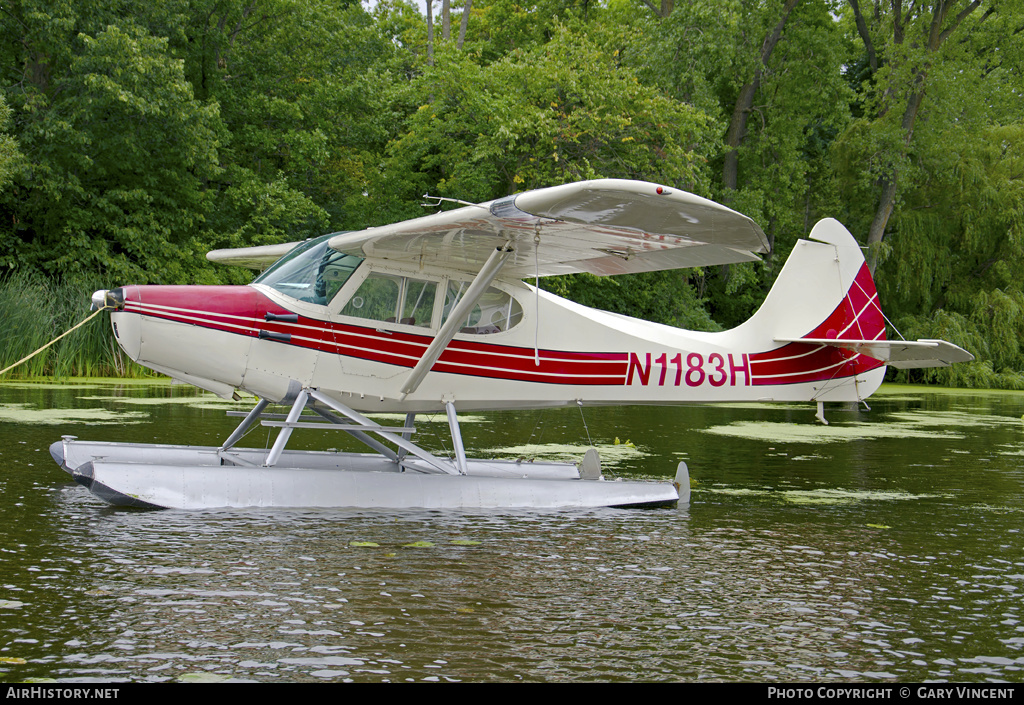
[1,380,1023,682]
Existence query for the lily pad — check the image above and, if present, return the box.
[79,394,221,406]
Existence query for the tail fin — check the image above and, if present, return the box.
[768,219,972,369]
[764,218,888,347]
[730,219,972,401]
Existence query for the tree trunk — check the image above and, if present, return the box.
[847,0,878,73]
[457,0,473,50]
[721,0,800,197]
[426,0,434,66]
[865,86,925,271]
[639,0,674,17]
[861,0,983,273]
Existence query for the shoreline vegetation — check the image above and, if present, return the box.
[0,272,148,379]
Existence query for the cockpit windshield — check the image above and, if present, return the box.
[253,234,363,305]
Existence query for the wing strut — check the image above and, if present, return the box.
[399,242,514,399]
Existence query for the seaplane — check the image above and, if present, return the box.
[51,179,973,510]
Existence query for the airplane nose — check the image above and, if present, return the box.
[91,288,125,311]
[93,287,139,361]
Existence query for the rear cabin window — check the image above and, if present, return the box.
[441,281,523,334]
[254,234,363,305]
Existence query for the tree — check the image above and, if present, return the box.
[834,0,1024,385]
[0,22,225,282]
[722,0,800,197]
[357,24,722,327]
[611,0,853,325]
[364,25,717,220]
[844,0,992,271]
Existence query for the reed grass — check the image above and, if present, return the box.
[0,271,154,379]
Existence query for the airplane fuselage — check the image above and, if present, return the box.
[108,224,888,412]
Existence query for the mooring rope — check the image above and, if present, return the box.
[0,309,102,377]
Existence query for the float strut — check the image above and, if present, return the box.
[307,405,399,462]
[446,402,469,475]
[307,389,456,475]
[397,412,416,461]
[265,389,308,467]
[220,397,270,451]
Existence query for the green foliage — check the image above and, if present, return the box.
[366,25,716,221]
[0,95,24,190]
[1,22,224,282]
[180,0,404,229]
[541,269,720,332]
[880,121,1024,388]
[832,0,1024,388]
[611,0,855,326]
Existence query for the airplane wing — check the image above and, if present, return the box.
[206,241,303,270]
[775,338,976,369]
[327,179,769,278]
[209,180,769,277]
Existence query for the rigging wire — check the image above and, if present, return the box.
[534,225,541,366]
[577,400,594,447]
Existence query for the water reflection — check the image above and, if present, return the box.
[1,382,1023,681]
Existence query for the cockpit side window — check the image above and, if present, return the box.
[441,281,523,334]
[340,273,437,328]
[254,234,363,306]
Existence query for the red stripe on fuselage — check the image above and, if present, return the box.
[122,285,629,385]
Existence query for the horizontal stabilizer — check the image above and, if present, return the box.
[775,338,975,369]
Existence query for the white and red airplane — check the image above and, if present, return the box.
[53,179,972,510]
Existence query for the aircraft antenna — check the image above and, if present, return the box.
[420,194,488,210]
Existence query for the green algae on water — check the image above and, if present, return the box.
[0,403,148,425]
[477,442,648,464]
